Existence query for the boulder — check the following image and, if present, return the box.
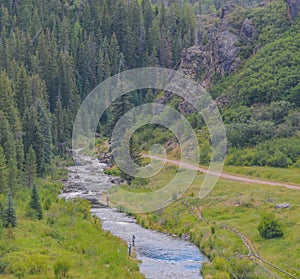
[275,203,291,209]
[241,18,254,42]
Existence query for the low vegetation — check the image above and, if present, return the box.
[130,165,300,278]
[0,167,144,279]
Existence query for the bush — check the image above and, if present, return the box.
[53,259,71,279]
[212,271,231,279]
[258,214,284,239]
[5,262,28,278]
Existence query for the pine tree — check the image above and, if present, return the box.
[97,48,105,83]
[123,26,138,68]
[25,145,37,188]
[54,98,66,155]
[0,146,8,194]
[3,189,17,228]
[22,106,45,175]
[159,35,173,68]
[130,136,143,167]
[7,157,18,192]
[28,184,43,220]
[109,93,133,136]
[36,102,52,165]
[14,65,31,118]
[0,111,16,162]
[109,33,121,75]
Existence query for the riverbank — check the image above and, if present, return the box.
[97,140,300,278]
[65,154,207,279]
[0,159,144,279]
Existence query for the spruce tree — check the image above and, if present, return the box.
[28,184,43,220]
[130,136,143,167]
[25,145,37,188]
[7,157,18,192]
[109,33,121,75]
[0,146,8,194]
[3,189,17,228]
[15,65,31,118]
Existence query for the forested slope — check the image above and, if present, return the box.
[0,0,197,192]
[0,1,197,277]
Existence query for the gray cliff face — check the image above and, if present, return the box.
[180,3,250,88]
[285,0,300,21]
[241,18,254,42]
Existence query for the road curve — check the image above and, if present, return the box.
[146,155,300,190]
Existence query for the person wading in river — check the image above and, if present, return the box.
[132,234,135,246]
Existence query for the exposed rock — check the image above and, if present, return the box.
[240,18,254,42]
[220,2,237,19]
[181,233,191,241]
[98,153,112,166]
[178,3,247,89]
[285,0,300,22]
[108,176,125,185]
[217,30,240,73]
[253,43,262,55]
[275,203,291,209]
[180,45,212,84]
[233,201,241,207]
[215,94,229,109]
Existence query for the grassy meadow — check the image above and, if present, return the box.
[131,165,300,278]
[222,165,300,185]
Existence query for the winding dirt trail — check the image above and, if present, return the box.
[146,155,300,190]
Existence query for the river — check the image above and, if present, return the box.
[60,155,207,279]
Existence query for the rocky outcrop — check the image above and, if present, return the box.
[216,30,241,73]
[285,0,300,21]
[179,3,256,88]
[241,18,254,42]
[220,2,237,19]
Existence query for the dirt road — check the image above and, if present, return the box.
[146,155,300,190]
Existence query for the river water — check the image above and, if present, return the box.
[60,156,207,279]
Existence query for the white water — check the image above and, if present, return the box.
[61,156,207,278]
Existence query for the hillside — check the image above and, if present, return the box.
[0,0,299,278]
[141,0,300,169]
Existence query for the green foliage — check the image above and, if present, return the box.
[27,185,43,220]
[226,135,300,167]
[5,261,28,279]
[0,180,144,278]
[104,168,122,177]
[3,189,17,228]
[0,0,198,185]
[258,213,284,239]
[25,146,37,188]
[0,146,8,194]
[53,259,71,279]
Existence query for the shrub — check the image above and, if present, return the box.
[212,271,231,279]
[53,259,71,279]
[5,262,28,278]
[258,214,284,239]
